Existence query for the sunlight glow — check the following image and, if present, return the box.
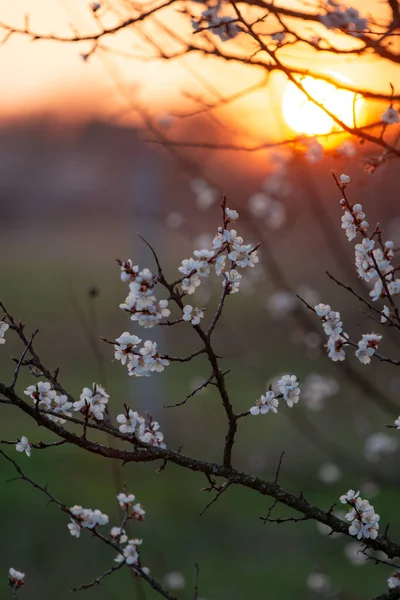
[282,75,363,136]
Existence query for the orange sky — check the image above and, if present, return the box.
[0,0,399,142]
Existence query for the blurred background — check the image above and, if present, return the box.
[1,1,400,599]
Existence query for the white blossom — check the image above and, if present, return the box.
[16,436,31,457]
[182,305,204,325]
[140,420,166,448]
[277,375,300,407]
[228,243,259,269]
[114,553,125,564]
[92,509,109,526]
[326,335,346,361]
[48,394,73,424]
[110,526,128,543]
[215,255,227,276]
[388,279,400,295]
[250,391,279,415]
[73,383,109,421]
[341,490,380,541]
[131,503,146,520]
[24,381,57,407]
[179,258,201,276]
[355,333,382,365]
[9,568,25,587]
[394,416,400,429]
[139,341,169,373]
[70,505,84,517]
[82,508,108,529]
[340,489,360,504]
[322,310,343,336]
[116,409,144,435]
[123,544,139,565]
[119,259,139,283]
[193,249,215,261]
[315,304,348,361]
[223,269,242,294]
[225,207,239,221]
[340,173,351,184]
[67,506,108,533]
[314,303,331,318]
[182,274,201,295]
[68,520,81,538]
[388,573,400,589]
[119,266,170,328]
[117,492,136,508]
[124,340,169,377]
[382,106,399,125]
[114,332,141,365]
[341,210,357,241]
[0,320,9,344]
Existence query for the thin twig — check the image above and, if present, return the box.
[10,329,39,389]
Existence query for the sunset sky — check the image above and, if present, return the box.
[0,0,399,143]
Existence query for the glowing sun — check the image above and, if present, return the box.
[282,74,362,136]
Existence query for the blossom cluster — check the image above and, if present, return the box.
[24,381,72,424]
[314,303,348,361]
[178,206,258,297]
[250,375,300,415]
[67,487,147,573]
[338,180,399,307]
[117,492,146,520]
[119,262,170,329]
[115,538,143,565]
[191,1,243,41]
[117,408,166,449]
[319,2,368,34]
[73,383,108,420]
[340,489,380,540]
[355,238,396,303]
[24,381,113,423]
[315,304,383,365]
[0,320,9,344]
[114,331,169,377]
[114,335,169,377]
[113,491,145,565]
[68,504,109,538]
[341,202,368,241]
[116,259,171,376]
